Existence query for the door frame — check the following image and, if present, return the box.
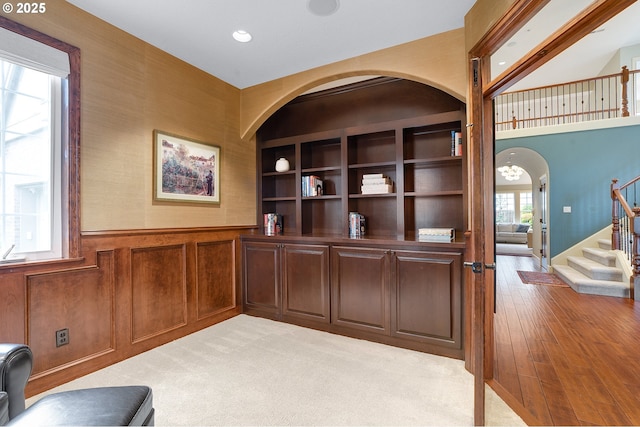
[466,0,636,425]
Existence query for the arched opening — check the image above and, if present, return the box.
[495,147,549,264]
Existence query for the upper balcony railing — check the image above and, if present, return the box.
[495,67,639,131]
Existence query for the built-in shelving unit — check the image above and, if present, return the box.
[244,77,467,359]
[258,111,465,241]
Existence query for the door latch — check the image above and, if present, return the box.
[463,261,483,273]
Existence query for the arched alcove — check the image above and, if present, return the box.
[496,147,549,266]
[258,76,465,140]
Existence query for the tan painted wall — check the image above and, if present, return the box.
[7,0,256,231]
[240,28,467,140]
[464,0,517,52]
[7,0,517,232]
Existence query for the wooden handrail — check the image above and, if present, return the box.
[611,177,640,299]
[496,67,639,131]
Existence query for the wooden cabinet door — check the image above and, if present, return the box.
[331,246,390,334]
[243,241,280,316]
[391,250,462,350]
[282,243,330,324]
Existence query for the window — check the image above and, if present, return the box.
[0,60,61,260]
[519,192,533,224]
[495,193,515,223]
[496,191,532,225]
[0,18,80,262]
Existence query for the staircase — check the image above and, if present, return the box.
[553,239,630,298]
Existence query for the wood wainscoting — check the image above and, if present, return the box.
[0,226,255,396]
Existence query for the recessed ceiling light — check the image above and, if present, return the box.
[307,0,340,16]
[233,30,252,43]
[498,61,506,66]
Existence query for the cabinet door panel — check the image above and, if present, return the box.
[392,251,462,348]
[331,246,389,333]
[282,244,330,323]
[243,242,280,314]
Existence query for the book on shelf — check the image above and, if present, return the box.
[418,227,455,242]
[451,131,462,156]
[361,177,391,185]
[361,184,393,194]
[360,173,393,194]
[302,175,323,197]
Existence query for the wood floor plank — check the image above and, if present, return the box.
[518,374,553,425]
[535,361,581,426]
[542,340,607,425]
[493,254,640,426]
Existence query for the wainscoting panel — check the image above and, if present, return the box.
[196,239,236,320]
[0,226,253,396]
[26,251,115,376]
[130,244,187,343]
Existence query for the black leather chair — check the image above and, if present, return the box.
[0,344,154,426]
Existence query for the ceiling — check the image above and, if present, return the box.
[65,0,476,89]
[65,0,640,91]
[64,0,639,91]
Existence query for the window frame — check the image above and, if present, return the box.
[0,16,81,259]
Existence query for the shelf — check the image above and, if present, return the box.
[404,190,463,197]
[301,138,341,170]
[301,166,341,173]
[404,156,462,166]
[349,193,396,199]
[302,195,341,201]
[259,109,465,239]
[262,145,296,174]
[263,170,296,177]
[263,197,296,202]
[347,130,396,165]
[348,161,396,170]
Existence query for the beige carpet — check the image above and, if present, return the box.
[28,315,525,426]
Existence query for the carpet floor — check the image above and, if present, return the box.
[28,315,525,426]
[517,270,569,287]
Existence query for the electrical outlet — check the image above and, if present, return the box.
[55,328,69,347]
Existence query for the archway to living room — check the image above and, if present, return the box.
[495,147,549,268]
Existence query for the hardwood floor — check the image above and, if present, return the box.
[492,254,640,426]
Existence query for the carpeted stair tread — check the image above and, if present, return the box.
[597,239,612,250]
[566,255,623,281]
[554,265,629,298]
[582,247,617,267]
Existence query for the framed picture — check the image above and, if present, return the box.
[153,130,220,204]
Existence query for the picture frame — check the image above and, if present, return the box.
[153,130,220,204]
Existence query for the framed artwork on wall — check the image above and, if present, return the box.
[153,130,220,204]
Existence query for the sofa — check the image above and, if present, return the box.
[0,343,154,426]
[495,223,531,244]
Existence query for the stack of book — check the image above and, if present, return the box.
[418,227,455,242]
[361,173,393,194]
[302,175,323,197]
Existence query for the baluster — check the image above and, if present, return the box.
[612,179,621,250]
[621,66,629,117]
[632,207,640,300]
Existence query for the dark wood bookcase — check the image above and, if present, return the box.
[244,78,467,358]
[258,112,465,239]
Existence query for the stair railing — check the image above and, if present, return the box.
[496,67,639,132]
[611,177,640,299]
